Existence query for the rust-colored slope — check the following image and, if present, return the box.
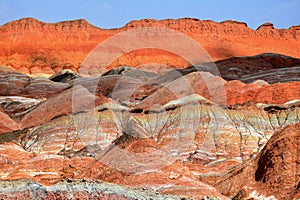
[215,122,300,199]
[0,18,299,75]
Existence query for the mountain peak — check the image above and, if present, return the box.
[220,20,248,27]
[2,17,44,26]
[55,18,94,27]
[257,22,275,30]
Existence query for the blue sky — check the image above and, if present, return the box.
[0,0,299,29]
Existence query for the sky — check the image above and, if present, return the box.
[0,0,299,29]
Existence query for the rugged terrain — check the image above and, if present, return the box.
[0,18,299,199]
[0,18,300,75]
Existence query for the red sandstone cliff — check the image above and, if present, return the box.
[0,18,299,75]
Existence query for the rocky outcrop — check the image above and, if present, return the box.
[20,85,110,128]
[134,71,226,110]
[0,71,69,98]
[253,123,300,199]
[225,81,300,105]
[214,122,300,199]
[0,109,19,133]
[0,18,299,75]
[108,67,300,108]
[49,69,80,83]
[0,96,43,121]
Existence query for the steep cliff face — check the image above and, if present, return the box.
[0,18,299,75]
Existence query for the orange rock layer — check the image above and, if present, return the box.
[0,18,300,75]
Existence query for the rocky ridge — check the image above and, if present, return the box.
[0,18,299,75]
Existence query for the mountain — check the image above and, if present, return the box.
[0,17,299,199]
[0,17,299,75]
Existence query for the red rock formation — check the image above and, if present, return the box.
[131,70,300,108]
[0,18,299,75]
[20,85,110,128]
[215,123,300,199]
[225,81,300,105]
[252,123,300,199]
[134,71,226,110]
[77,161,229,199]
[0,109,19,133]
